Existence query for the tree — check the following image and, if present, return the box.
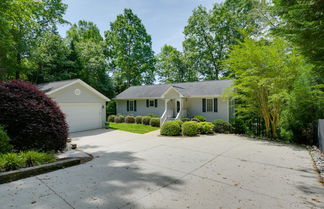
[156,45,197,83]
[66,21,114,97]
[183,0,267,80]
[273,0,324,80]
[104,9,155,93]
[0,0,67,80]
[224,38,306,138]
[29,32,76,83]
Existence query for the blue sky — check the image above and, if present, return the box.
[57,0,222,54]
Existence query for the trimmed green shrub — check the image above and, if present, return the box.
[125,116,135,123]
[181,118,190,122]
[107,115,115,122]
[194,115,206,122]
[213,120,232,133]
[142,116,151,125]
[147,114,158,118]
[150,118,160,127]
[229,118,246,134]
[160,121,181,136]
[174,120,184,127]
[182,121,199,136]
[198,122,215,134]
[19,151,56,167]
[135,116,143,124]
[0,153,24,171]
[0,125,12,154]
[105,122,110,129]
[114,115,125,123]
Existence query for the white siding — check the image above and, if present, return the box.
[186,97,229,122]
[117,99,165,117]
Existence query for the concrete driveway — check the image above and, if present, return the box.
[0,129,323,209]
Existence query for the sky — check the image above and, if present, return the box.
[57,0,222,54]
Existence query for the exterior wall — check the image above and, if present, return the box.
[116,99,165,117]
[48,82,107,128]
[186,97,229,122]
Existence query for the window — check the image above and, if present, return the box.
[206,99,213,112]
[127,100,136,111]
[149,100,154,106]
[146,99,158,108]
[202,98,218,112]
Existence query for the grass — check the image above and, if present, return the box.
[108,122,159,134]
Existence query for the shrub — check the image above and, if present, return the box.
[0,80,68,151]
[0,153,24,171]
[19,151,56,167]
[150,118,160,127]
[174,120,184,127]
[105,122,110,129]
[114,115,125,123]
[213,120,232,133]
[229,118,246,134]
[194,115,206,122]
[191,118,200,122]
[181,118,190,122]
[107,115,115,122]
[182,121,199,136]
[106,101,116,116]
[142,116,151,125]
[0,125,12,153]
[135,116,143,124]
[125,116,135,123]
[160,121,181,136]
[198,122,215,134]
[147,114,158,118]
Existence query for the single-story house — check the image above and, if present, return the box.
[114,80,234,124]
[38,79,110,133]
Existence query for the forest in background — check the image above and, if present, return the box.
[0,0,323,144]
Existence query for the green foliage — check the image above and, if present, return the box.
[198,122,215,134]
[0,125,12,154]
[106,101,117,116]
[156,45,197,83]
[125,116,135,123]
[182,121,199,136]
[160,121,182,136]
[213,120,232,133]
[114,115,125,123]
[147,114,158,118]
[105,9,155,93]
[150,118,160,127]
[194,115,206,122]
[0,151,56,171]
[135,116,142,124]
[229,118,246,134]
[107,115,115,122]
[180,118,190,122]
[174,120,184,127]
[142,116,151,125]
[67,20,103,43]
[224,37,306,138]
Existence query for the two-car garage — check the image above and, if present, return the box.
[38,79,109,133]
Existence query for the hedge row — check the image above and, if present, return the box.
[107,115,160,127]
[160,120,233,136]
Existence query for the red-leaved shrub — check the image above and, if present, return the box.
[0,80,68,151]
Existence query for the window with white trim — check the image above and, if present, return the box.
[202,98,218,112]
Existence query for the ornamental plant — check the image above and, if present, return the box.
[0,80,68,151]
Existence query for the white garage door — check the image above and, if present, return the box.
[59,103,102,133]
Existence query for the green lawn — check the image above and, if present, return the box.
[108,122,159,134]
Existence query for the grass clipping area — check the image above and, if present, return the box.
[109,122,159,134]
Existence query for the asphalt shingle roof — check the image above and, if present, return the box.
[115,80,233,99]
[37,79,79,93]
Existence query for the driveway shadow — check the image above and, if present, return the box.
[70,129,116,138]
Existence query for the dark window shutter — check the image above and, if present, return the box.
[127,100,129,111]
[202,99,206,112]
[134,100,137,111]
[146,99,149,107]
[155,99,158,107]
[214,98,218,112]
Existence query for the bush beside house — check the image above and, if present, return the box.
[125,116,135,123]
[150,118,160,127]
[182,121,199,136]
[142,116,151,125]
[213,120,232,133]
[160,121,181,136]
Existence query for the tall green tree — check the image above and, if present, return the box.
[67,20,103,43]
[104,9,155,93]
[224,38,306,138]
[156,45,197,83]
[273,0,324,80]
[183,0,267,80]
[0,0,67,80]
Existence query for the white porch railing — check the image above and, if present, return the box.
[160,99,169,125]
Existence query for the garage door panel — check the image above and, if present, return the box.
[59,103,102,133]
